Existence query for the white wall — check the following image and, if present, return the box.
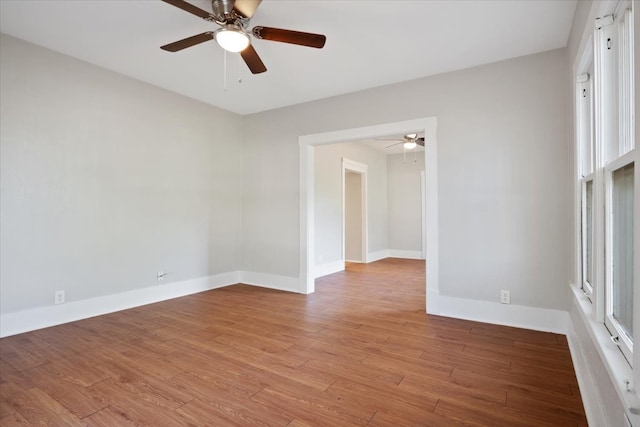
[313,142,388,266]
[243,48,570,312]
[387,153,424,255]
[0,35,243,315]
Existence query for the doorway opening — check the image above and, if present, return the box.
[343,159,368,263]
[298,117,439,315]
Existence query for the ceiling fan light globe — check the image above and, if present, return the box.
[403,141,417,150]
[215,28,250,52]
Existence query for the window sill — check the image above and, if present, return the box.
[569,283,640,423]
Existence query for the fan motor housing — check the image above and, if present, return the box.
[211,0,236,22]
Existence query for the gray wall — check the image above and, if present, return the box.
[387,153,424,253]
[243,48,570,311]
[1,34,572,316]
[0,35,243,314]
[344,172,362,262]
[313,142,388,265]
[314,143,426,267]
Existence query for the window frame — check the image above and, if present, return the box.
[575,0,636,368]
[603,153,635,363]
[581,176,595,297]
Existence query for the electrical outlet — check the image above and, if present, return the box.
[500,290,510,304]
[54,290,65,305]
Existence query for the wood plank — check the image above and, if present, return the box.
[84,380,189,426]
[367,406,470,427]
[325,378,438,423]
[399,371,507,406]
[250,385,372,427]
[175,397,289,427]
[434,397,562,427]
[506,386,588,425]
[0,258,586,426]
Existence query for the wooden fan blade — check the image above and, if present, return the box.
[161,32,214,52]
[240,44,267,74]
[233,0,262,18]
[161,0,213,19]
[252,26,326,48]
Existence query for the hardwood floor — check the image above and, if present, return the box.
[0,258,587,426]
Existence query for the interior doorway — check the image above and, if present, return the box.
[343,159,368,263]
[299,116,439,315]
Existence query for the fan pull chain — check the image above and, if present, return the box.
[238,54,243,84]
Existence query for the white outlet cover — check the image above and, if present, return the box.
[54,290,65,304]
[500,290,510,304]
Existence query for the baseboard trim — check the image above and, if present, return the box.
[239,271,299,293]
[366,250,389,263]
[1,269,305,338]
[429,292,569,334]
[0,271,239,338]
[313,260,345,278]
[388,249,424,260]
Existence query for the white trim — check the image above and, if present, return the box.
[366,249,390,263]
[424,121,439,313]
[581,178,595,296]
[299,143,315,294]
[420,169,426,260]
[313,260,345,278]
[431,292,570,335]
[342,158,368,172]
[569,283,640,425]
[566,312,611,427]
[238,271,299,293]
[0,271,239,338]
[388,249,424,260]
[605,147,636,171]
[426,287,440,314]
[299,117,438,305]
[603,152,635,363]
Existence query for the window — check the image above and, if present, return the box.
[602,2,635,364]
[578,58,596,297]
[606,160,634,361]
[582,179,594,295]
[576,0,636,366]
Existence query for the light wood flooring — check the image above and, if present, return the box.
[0,258,587,426]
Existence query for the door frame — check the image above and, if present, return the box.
[298,117,439,315]
[421,169,426,260]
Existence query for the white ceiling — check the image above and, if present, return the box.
[0,0,576,115]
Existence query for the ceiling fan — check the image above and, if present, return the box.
[159,0,326,74]
[377,133,425,150]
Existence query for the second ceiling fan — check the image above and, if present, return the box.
[160,0,326,74]
[378,134,425,150]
